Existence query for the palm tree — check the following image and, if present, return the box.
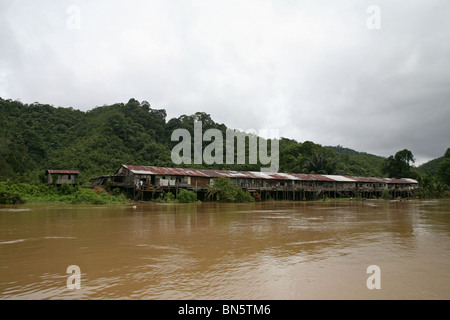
[304,152,336,174]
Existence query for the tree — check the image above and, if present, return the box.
[279,138,303,172]
[395,149,415,166]
[416,174,446,198]
[177,189,197,203]
[383,149,415,178]
[303,151,337,174]
[437,148,450,186]
[206,177,254,202]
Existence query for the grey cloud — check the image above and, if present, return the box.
[0,0,449,164]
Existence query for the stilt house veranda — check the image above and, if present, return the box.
[91,164,419,201]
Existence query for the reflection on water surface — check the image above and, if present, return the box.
[1,200,450,299]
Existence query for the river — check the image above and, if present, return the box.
[1,200,449,299]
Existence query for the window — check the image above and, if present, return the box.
[68,175,71,180]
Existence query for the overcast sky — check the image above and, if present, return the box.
[1,0,449,165]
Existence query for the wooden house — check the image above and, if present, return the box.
[104,164,419,200]
[46,169,80,186]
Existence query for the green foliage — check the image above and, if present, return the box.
[383,149,416,179]
[326,145,385,176]
[177,189,197,203]
[0,190,24,204]
[60,182,72,195]
[165,192,175,203]
[278,140,385,176]
[112,188,122,197]
[416,174,447,199]
[437,148,450,186]
[0,181,127,204]
[437,159,450,186]
[381,189,391,200]
[156,193,166,202]
[207,177,254,202]
[0,98,171,184]
[0,180,25,204]
[155,191,176,203]
[0,96,443,189]
[235,186,255,202]
[303,151,337,174]
[0,97,388,181]
[417,156,444,176]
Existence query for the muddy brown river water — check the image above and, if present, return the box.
[1,200,449,299]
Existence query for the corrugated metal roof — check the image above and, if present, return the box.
[117,165,418,184]
[346,176,385,183]
[270,173,301,180]
[400,178,419,184]
[290,174,336,181]
[267,173,294,180]
[248,171,275,179]
[389,178,417,184]
[46,170,80,174]
[130,170,156,175]
[322,175,357,182]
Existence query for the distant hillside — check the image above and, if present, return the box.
[325,145,386,177]
[417,156,445,176]
[326,145,385,159]
[1,97,394,183]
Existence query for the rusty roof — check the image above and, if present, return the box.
[322,175,357,182]
[388,178,418,184]
[46,169,80,175]
[117,165,418,184]
[290,173,336,181]
[345,176,386,183]
[345,176,418,184]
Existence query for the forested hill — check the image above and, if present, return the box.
[416,156,445,176]
[1,97,389,184]
[326,145,383,159]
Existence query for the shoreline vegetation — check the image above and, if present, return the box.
[1,177,447,206]
[0,181,128,205]
[0,177,255,205]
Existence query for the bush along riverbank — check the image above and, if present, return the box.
[151,179,255,204]
[0,181,128,205]
[152,189,201,204]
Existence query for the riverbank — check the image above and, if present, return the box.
[0,181,128,205]
[2,180,447,206]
